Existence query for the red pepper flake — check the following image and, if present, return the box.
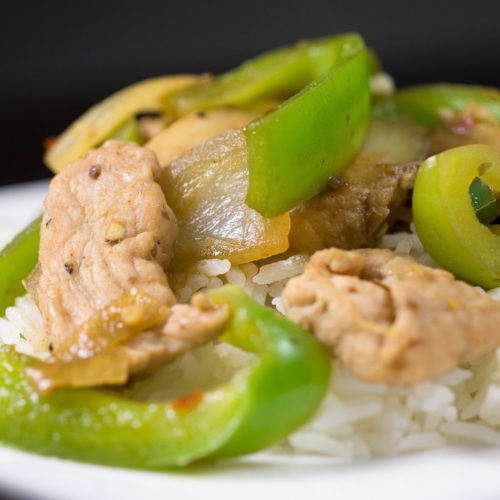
[43,136,58,151]
[172,389,203,412]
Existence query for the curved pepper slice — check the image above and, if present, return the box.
[164,33,367,116]
[245,49,370,216]
[413,144,500,289]
[0,285,330,468]
[0,215,41,316]
[208,285,330,457]
[372,83,500,127]
[165,33,370,217]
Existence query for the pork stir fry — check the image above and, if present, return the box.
[429,104,500,155]
[29,140,228,394]
[288,153,418,254]
[282,248,500,385]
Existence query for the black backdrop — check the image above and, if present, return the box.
[2,0,500,186]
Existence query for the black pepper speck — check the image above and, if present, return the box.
[89,165,101,179]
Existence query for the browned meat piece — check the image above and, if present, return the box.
[35,140,228,392]
[429,104,500,155]
[288,154,418,254]
[282,248,500,385]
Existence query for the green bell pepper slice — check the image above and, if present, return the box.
[469,176,500,224]
[245,49,370,216]
[413,144,500,289]
[164,33,367,116]
[0,284,330,468]
[166,33,371,217]
[110,116,141,144]
[208,285,330,457]
[0,215,41,316]
[372,83,500,127]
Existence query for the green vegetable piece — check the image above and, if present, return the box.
[0,285,330,468]
[372,84,500,127]
[111,117,141,143]
[413,144,500,289]
[245,49,370,216]
[0,215,41,316]
[469,177,500,224]
[165,33,367,116]
[164,34,371,216]
[209,285,331,456]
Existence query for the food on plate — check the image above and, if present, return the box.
[288,153,418,254]
[155,129,291,268]
[428,104,500,155]
[372,83,500,126]
[413,144,500,289]
[44,75,200,173]
[2,32,500,467]
[283,247,500,384]
[0,285,329,468]
[0,215,42,315]
[27,140,230,395]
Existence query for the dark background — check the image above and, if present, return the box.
[2,0,500,187]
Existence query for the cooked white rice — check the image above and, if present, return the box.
[4,226,500,462]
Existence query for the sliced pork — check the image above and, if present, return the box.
[32,140,228,393]
[282,248,500,385]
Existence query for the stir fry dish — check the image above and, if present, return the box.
[2,32,500,467]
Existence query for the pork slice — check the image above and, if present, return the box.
[39,140,177,350]
[288,153,418,254]
[120,294,229,376]
[282,248,500,385]
[35,140,228,391]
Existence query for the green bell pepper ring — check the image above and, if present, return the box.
[0,215,41,316]
[208,285,331,457]
[413,144,500,289]
[372,83,500,127]
[0,285,330,468]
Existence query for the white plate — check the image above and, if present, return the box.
[1,181,500,500]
